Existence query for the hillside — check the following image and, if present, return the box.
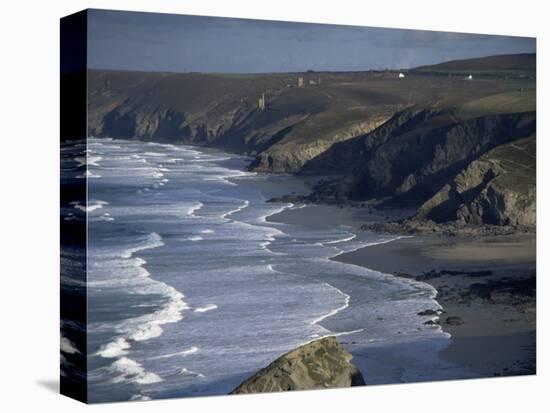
[414,53,535,76]
[87,54,536,231]
[88,65,529,173]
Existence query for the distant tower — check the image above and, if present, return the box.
[258,93,265,111]
[298,77,304,88]
[318,76,321,85]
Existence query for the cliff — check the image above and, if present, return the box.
[307,110,536,205]
[231,337,364,394]
[415,135,536,227]
[87,55,536,232]
[87,66,520,175]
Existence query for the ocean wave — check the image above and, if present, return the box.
[120,232,164,259]
[130,394,152,401]
[70,200,108,213]
[323,233,357,244]
[310,282,350,325]
[96,337,130,358]
[179,368,204,378]
[92,230,189,384]
[143,152,167,157]
[221,200,249,219]
[74,155,102,167]
[186,201,203,217]
[60,335,80,354]
[110,357,162,385]
[194,304,217,313]
[76,170,102,178]
[149,347,199,360]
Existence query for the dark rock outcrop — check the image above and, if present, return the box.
[231,337,364,394]
[415,135,536,227]
[307,110,535,205]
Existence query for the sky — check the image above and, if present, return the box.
[87,9,535,73]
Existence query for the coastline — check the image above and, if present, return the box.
[333,233,536,377]
[268,203,536,378]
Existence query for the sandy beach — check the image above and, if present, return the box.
[269,203,536,379]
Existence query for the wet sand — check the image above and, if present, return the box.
[334,234,536,377]
[269,203,536,378]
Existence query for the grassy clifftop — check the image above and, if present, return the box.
[414,53,535,76]
[88,54,536,230]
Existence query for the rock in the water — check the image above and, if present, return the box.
[445,316,464,326]
[231,337,365,394]
[418,309,440,316]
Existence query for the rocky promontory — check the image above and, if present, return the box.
[231,337,364,394]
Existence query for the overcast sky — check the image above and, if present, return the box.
[87,9,535,73]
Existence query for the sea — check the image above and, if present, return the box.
[60,138,474,403]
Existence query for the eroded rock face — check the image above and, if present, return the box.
[231,337,364,394]
[416,135,536,227]
[308,110,536,205]
[250,115,390,173]
[87,70,408,173]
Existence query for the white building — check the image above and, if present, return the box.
[398,72,405,79]
[467,74,473,80]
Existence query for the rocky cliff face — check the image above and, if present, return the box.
[416,135,536,227]
[249,114,390,173]
[88,67,536,231]
[308,110,536,207]
[231,337,364,394]
[88,68,515,175]
[88,70,411,171]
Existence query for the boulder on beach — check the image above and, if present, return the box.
[231,336,365,394]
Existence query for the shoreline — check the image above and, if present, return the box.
[333,233,536,378]
[267,202,536,379]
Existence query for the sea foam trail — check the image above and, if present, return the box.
[93,231,189,386]
[149,347,199,360]
[77,170,101,178]
[221,200,249,219]
[324,233,357,244]
[70,200,108,213]
[60,336,80,355]
[194,304,218,313]
[111,357,162,385]
[186,201,204,217]
[310,282,351,325]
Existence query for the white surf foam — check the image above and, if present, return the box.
[96,338,131,358]
[179,368,205,378]
[110,357,162,384]
[221,200,249,219]
[324,233,357,244]
[60,336,80,354]
[70,200,108,213]
[186,201,204,217]
[77,170,102,178]
[310,283,350,325]
[130,394,152,401]
[149,347,199,360]
[194,304,218,313]
[94,231,189,387]
[120,232,164,259]
[75,155,102,167]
